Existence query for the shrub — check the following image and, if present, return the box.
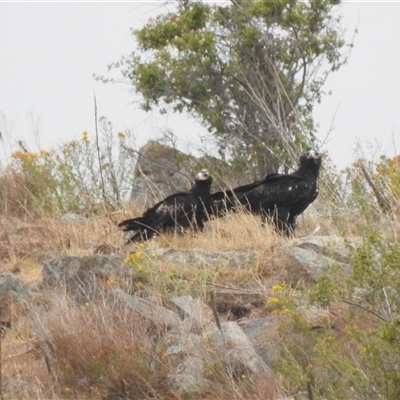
[0,118,135,216]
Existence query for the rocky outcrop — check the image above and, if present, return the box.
[283,236,361,283]
[109,289,182,330]
[0,273,30,328]
[143,247,257,269]
[16,234,366,397]
[129,140,229,207]
[42,255,131,302]
[130,141,195,206]
[0,273,30,303]
[166,295,272,396]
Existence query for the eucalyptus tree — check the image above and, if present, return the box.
[112,0,348,176]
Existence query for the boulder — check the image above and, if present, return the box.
[129,140,230,207]
[208,321,271,375]
[240,316,282,366]
[165,295,273,397]
[161,249,256,269]
[109,289,182,330]
[170,295,215,332]
[0,273,30,328]
[0,273,30,303]
[166,330,211,395]
[42,255,131,302]
[294,236,362,264]
[130,141,195,206]
[283,236,361,283]
[285,246,350,283]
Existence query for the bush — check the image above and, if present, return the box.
[0,117,135,216]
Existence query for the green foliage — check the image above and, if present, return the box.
[375,154,400,196]
[343,154,400,221]
[310,274,340,307]
[0,118,135,216]
[350,233,400,315]
[109,0,349,175]
[293,233,400,399]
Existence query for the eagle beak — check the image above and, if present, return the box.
[307,149,320,159]
[196,169,210,180]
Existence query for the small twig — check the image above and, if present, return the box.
[210,291,222,333]
[382,287,393,320]
[342,300,387,322]
[2,347,35,362]
[359,163,390,214]
[0,308,3,400]
[94,93,107,205]
[208,282,261,294]
[306,380,314,400]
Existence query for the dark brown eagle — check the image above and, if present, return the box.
[211,150,322,235]
[118,169,214,242]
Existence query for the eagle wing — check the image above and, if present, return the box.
[211,178,266,213]
[212,174,316,214]
[118,191,193,233]
[257,175,316,209]
[143,191,198,231]
[142,191,190,217]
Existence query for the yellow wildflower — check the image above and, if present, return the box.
[202,333,211,341]
[267,297,279,305]
[81,131,90,143]
[11,150,38,161]
[124,251,143,265]
[39,149,51,157]
[272,282,287,292]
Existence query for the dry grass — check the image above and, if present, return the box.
[29,294,168,399]
[0,211,124,278]
[1,195,400,398]
[0,207,297,399]
[0,289,287,400]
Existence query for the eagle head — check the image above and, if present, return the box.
[305,149,320,160]
[299,149,322,175]
[303,149,322,165]
[195,169,211,181]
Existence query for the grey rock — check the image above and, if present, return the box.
[294,236,362,264]
[170,295,215,332]
[285,246,350,283]
[61,212,84,222]
[42,255,129,302]
[109,289,182,330]
[143,247,175,258]
[129,141,196,207]
[129,140,230,207]
[166,331,210,395]
[0,273,30,327]
[209,321,271,375]
[166,300,272,396]
[163,249,255,268]
[240,316,282,366]
[0,273,29,303]
[281,236,363,283]
[297,305,331,328]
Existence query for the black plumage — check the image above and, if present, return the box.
[211,150,322,235]
[118,169,214,242]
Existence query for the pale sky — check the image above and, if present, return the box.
[1,1,400,171]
